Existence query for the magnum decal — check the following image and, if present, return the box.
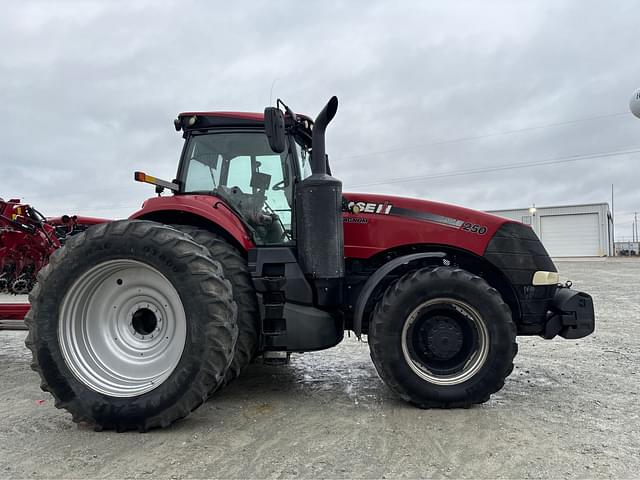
[343,217,368,224]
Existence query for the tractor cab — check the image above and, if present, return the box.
[135,98,346,352]
[170,108,316,246]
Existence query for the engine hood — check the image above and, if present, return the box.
[342,192,516,259]
[343,192,509,228]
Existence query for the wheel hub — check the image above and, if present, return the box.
[401,298,490,386]
[129,304,162,340]
[424,318,464,360]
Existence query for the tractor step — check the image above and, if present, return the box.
[262,351,290,365]
[248,246,344,352]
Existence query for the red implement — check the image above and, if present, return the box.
[1,198,110,329]
[0,302,29,329]
[0,303,29,320]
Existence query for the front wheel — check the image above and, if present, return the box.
[25,220,238,431]
[368,267,517,408]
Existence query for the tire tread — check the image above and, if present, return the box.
[171,225,259,386]
[369,266,517,408]
[25,220,237,431]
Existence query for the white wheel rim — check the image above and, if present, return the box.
[58,259,187,397]
[401,298,490,386]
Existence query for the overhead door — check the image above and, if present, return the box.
[540,213,601,257]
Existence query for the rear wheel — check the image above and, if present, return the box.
[369,266,517,407]
[171,226,259,386]
[25,220,237,431]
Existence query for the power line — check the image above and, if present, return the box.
[349,146,640,188]
[22,111,636,214]
[48,145,640,213]
[335,111,630,162]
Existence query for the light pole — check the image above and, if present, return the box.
[632,90,640,246]
[529,205,537,234]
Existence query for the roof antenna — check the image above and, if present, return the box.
[269,78,279,106]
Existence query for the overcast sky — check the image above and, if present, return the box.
[2,1,639,240]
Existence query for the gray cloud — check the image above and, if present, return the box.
[1,1,639,239]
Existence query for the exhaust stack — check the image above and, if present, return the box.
[310,96,338,175]
[296,96,344,305]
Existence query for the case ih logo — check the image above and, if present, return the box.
[346,201,393,215]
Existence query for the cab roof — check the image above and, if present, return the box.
[176,111,265,131]
[175,111,313,133]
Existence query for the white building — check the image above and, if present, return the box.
[487,203,614,257]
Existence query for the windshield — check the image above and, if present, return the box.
[181,131,295,244]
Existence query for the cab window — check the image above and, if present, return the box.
[181,132,294,245]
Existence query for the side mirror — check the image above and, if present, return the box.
[264,107,286,153]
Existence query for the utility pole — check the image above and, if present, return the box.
[629,89,640,244]
[611,184,615,255]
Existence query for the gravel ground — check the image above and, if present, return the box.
[0,260,638,479]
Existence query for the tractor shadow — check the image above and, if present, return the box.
[207,346,405,411]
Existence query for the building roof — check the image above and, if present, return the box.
[488,202,610,213]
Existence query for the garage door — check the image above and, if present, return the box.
[540,213,601,257]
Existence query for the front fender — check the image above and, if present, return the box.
[352,251,446,337]
[130,195,254,252]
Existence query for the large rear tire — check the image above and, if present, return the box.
[25,220,237,431]
[369,266,517,408]
[172,226,260,386]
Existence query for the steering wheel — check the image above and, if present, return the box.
[272,180,287,191]
[281,229,292,242]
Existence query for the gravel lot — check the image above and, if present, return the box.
[1,260,638,479]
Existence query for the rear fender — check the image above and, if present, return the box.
[130,196,254,252]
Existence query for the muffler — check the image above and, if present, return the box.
[295,96,344,305]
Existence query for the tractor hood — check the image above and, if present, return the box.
[341,192,515,259]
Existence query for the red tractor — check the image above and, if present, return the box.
[25,97,595,431]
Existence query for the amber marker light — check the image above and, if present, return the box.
[134,171,148,182]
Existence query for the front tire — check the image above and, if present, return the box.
[369,266,517,408]
[25,220,238,431]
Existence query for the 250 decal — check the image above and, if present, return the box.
[460,222,487,235]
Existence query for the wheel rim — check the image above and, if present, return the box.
[58,259,187,397]
[401,298,489,386]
